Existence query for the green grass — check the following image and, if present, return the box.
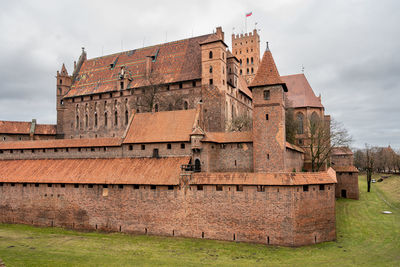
[0,175,399,267]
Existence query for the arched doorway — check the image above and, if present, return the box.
[194,159,201,172]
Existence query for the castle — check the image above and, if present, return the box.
[0,26,358,246]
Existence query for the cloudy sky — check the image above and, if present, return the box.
[0,0,398,148]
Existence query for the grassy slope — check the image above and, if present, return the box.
[0,176,399,267]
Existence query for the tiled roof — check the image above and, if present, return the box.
[281,74,323,108]
[191,167,337,185]
[0,121,56,135]
[65,34,213,98]
[199,34,227,47]
[0,121,31,134]
[333,165,359,173]
[0,137,121,150]
[237,73,252,98]
[0,157,189,185]
[249,48,287,91]
[203,131,252,143]
[331,147,353,156]
[123,109,197,144]
[286,142,304,153]
[35,124,56,135]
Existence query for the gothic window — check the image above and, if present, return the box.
[263,90,270,100]
[104,112,108,127]
[114,111,118,126]
[246,58,249,65]
[59,79,62,85]
[251,67,254,74]
[209,66,213,73]
[311,112,320,124]
[85,114,88,128]
[125,110,129,125]
[184,101,188,110]
[247,68,249,74]
[209,79,213,85]
[231,104,234,119]
[179,82,183,89]
[209,51,213,59]
[240,69,242,75]
[94,112,98,127]
[251,57,254,64]
[76,115,79,129]
[297,113,304,134]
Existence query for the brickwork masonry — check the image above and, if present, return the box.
[0,182,336,246]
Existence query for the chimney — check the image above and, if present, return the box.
[216,26,224,42]
[30,119,37,139]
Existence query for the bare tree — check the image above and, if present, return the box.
[285,107,297,144]
[308,116,352,171]
[227,114,252,132]
[365,144,375,192]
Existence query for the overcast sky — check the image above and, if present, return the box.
[0,0,398,148]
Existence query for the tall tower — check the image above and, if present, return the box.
[56,64,71,138]
[249,43,288,172]
[232,29,260,84]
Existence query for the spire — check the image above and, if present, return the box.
[249,43,287,91]
[60,63,68,76]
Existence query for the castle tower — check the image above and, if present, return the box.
[249,43,288,172]
[200,27,228,93]
[232,29,260,84]
[56,63,72,138]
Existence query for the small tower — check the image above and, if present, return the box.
[249,43,288,172]
[56,63,72,138]
[232,29,260,84]
[200,27,228,93]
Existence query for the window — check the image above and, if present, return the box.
[35,183,39,187]
[154,104,158,112]
[133,184,139,189]
[209,66,213,73]
[194,159,201,172]
[60,100,64,105]
[319,184,325,191]
[311,112,320,125]
[118,184,124,189]
[236,185,243,191]
[239,59,242,66]
[251,67,254,74]
[266,114,269,120]
[168,185,174,190]
[120,81,124,90]
[209,51,213,59]
[153,148,159,158]
[247,68,249,74]
[209,79,213,85]
[48,183,53,188]
[103,184,108,188]
[180,143,185,149]
[251,57,254,64]
[76,115,79,129]
[94,112,98,127]
[184,101,188,110]
[267,154,270,160]
[257,185,265,192]
[240,69,242,75]
[141,144,145,150]
[114,111,118,126]
[91,147,95,152]
[179,83,183,89]
[74,184,79,188]
[303,185,309,192]
[88,184,93,188]
[197,185,203,191]
[297,113,304,134]
[246,58,249,64]
[125,110,129,125]
[216,185,223,191]
[167,143,172,150]
[85,114,88,128]
[192,81,196,87]
[104,112,108,126]
[151,185,156,190]
[129,145,133,151]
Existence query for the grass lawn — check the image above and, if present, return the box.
[0,175,399,267]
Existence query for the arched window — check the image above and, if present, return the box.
[209,51,213,59]
[76,115,79,129]
[247,68,249,74]
[251,57,253,64]
[239,59,242,66]
[125,110,129,125]
[94,112,98,127]
[85,114,88,128]
[251,67,254,74]
[209,66,213,73]
[58,88,62,95]
[104,112,108,127]
[184,101,188,110]
[311,112,320,124]
[246,58,249,64]
[231,104,234,119]
[240,69,242,75]
[114,111,118,126]
[154,104,158,112]
[297,113,304,134]
[194,159,201,172]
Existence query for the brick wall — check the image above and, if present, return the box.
[0,182,336,246]
[335,172,359,200]
[331,154,354,167]
[285,148,304,172]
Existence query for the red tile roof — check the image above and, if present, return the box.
[203,131,252,143]
[286,142,304,153]
[123,109,197,144]
[249,48,287,91]
[0,157,189,185]
[331,147,353,156]
[333,165,359,173]
[281,74,323,108]
[0,137,121,150]
[65,34,213,98]
[0,121,56,135]
[191,168,337,185]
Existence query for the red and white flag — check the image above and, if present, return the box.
[246,12,252,17]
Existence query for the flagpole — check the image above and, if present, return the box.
[245,15,247,33]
